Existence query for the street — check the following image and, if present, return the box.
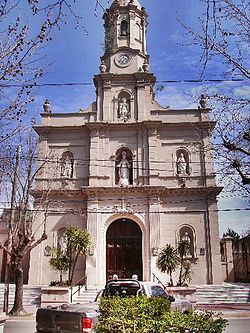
[1,316,250,333]
[224,318,250,333]
[3,318,36,333]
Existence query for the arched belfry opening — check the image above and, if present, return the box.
[115,147,133,186]
[106,219,143,281]
[120,19,129,36]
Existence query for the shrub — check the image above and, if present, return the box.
[97,297,227,333]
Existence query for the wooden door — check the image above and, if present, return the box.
[106,219,142,281]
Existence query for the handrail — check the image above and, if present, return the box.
[75,275,87,287]
[70,275,87,303]
[152,273,166,290]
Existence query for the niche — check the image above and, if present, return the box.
[115,148,133,186]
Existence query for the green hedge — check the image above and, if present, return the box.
[97,296,227,333]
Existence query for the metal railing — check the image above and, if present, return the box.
[152,273,166,290]
[70,275,87,303]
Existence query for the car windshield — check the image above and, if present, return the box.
[149,285,167,297]
[104,281,140,297]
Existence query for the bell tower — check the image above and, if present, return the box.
[94,0,155,122]
[104,0,148,56]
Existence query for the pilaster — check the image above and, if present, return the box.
[148,195,161,279]
[88,125,100,187]
[221,236,234,283]
[135,72,156,122]
[145,122,161,185]
[86,195,99,287]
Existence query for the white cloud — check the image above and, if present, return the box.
[234,85,250,98]
[31,85,95,115]
[156,85,197,109]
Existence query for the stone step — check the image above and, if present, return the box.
[195,288,250,293]
[194,284,250,305]
[73,289,98,304]
[195,292,250,297]
[196,298,250,304]
[0,284,41,307]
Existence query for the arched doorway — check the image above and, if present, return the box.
[106,219,143,281]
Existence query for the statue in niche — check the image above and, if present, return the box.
[59,234,68,256]
[61,155,73,178]
[177,153,188,175]
[118,97,130,122]
[181,232,192,256]
[117,151,131,187]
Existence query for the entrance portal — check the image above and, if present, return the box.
[106,219,142,281]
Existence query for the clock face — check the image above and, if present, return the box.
[115,53,131,67]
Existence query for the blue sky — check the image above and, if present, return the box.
[3,0,249,235]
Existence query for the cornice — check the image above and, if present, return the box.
[33,125,89,135]
[31,185,223,204]
[33,120,216,134]
[94,72,156,85]
[101,46,147,59]
[80,185,223,197]
[31,189,87,200]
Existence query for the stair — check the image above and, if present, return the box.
[194,283,250,305]
[0,284,41,308]
[72,289,99,304]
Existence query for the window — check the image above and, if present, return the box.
[149,285,167,297]
[136,23,142,41]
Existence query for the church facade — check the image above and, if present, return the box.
[30,0,223,288]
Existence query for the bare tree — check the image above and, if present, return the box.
[0,0,103,146]
[181,0,250,194]
[0,130,57,315]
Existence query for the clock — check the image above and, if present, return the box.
[115,53,131,67]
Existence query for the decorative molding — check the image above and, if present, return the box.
[112,198,133,214]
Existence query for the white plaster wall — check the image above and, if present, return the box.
[29,210,86,285]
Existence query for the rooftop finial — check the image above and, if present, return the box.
[43,99,51,113]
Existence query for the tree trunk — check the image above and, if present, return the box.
[9,256,26,316]
[69,253,79,286]
[178,258,183,286]
[169,272,173,287]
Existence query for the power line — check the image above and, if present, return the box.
[0,78,247,88]
[0,206,249,213]
[0,191,248,207]
[1,155,249,167]
[0,189,249,212]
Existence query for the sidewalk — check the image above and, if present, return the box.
[1,304,250,325]
[194,304,250,318]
